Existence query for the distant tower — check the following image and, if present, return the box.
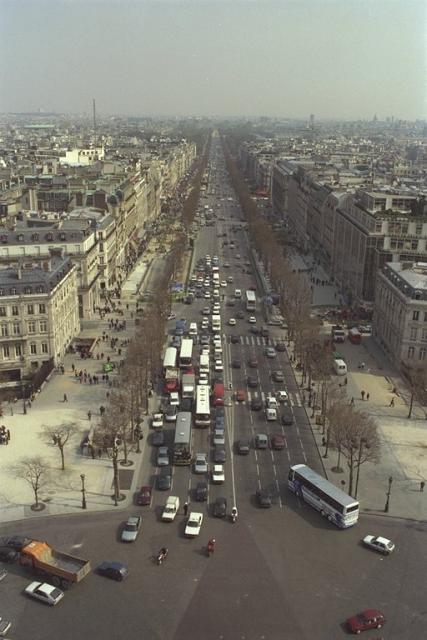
[93,98,97,144]
[310,114,315,129]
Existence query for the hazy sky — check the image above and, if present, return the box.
[0,0,425,120]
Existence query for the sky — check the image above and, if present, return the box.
[0,0,425,120]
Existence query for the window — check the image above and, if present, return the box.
[408,346,415,359]
[419,348,426,360]
[30,343,37,355]
[12,322,21,335]
[24,287,31,294]
[28,321,36,334]
[422,329,427,342]
[11,288,17,295]
[3,346,9,359]
[41,342,48,354]
[15,344,22,357]
[410,327,418,341]
[0,307,6,317]
[40,320,47,333]
[413,310,420,321]
[27,304,34,315]
[39,303,46,314]
[12,305,18,316]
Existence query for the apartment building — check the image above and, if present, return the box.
[0,253,79,388]
[374,261,427,369]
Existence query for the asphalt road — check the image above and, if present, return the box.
[0,140,426,640]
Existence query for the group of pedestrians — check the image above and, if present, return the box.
[0,425,10,444]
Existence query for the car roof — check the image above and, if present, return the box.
[374,536,392,544]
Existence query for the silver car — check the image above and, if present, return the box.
[194,453,208,474]
[121,515,141,542]
[157,446,169,467]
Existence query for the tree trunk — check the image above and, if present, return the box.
[59,444,65,471]
[407,391,414,419]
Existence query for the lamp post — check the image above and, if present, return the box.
[21,381,27,415]
[80,474,87,510]
[384,476,393,513]
[354,437,367,499]
[311,392,317,418]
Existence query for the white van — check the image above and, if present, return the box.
[333,359,347,376]
[234,289,242,299]
[189,322,198,336]
[162,496,180,522]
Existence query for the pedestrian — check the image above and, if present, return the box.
[63,393,68,402]
[71,363,75,372]
[98,448,102,458]
[344,377,348,385]
[420,481,425,492]
[6,429,10,444]
[389,397,395,407]
[61,365,65,375]
[361,390,365,401]
[183,502,189,516]
[88,410,92,421]
[366,393,370,401]
[350,397,355,406]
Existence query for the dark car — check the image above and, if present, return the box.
[250,397,263,411]
[248,357,258,368]
[346,609,386,634]
[214,446,226,463]
[200,334,210,345]
[281,407,294,426]
[164,405,177,422]
[247,376,259,388]
[180,398,193,412]
[213,496,227,518]
[195,481,208,502]
[152,431,165,446]
[136,485,152,506]
[97,561,129,581]
[275,342,286,352]
[227,299,236,307]
[171,336,181,349]
[3,535,31,551]
[231,359,242,369]
[271,434,285,450]
[250,326,260,335]
[272,370,285,383]
[230,334,240,344]
[236,389,246,402]
[236,311,245,319]
[260,326,270,338]
[0,546,18,563]
[256,489,272,508]
[215,407,225,418]
[157,466,172,490]
[236,439,250,455]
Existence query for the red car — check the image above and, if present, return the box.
[136,485,152,506]
[346,609,386,634]
[271,434,285,450]
[236,390,246,402]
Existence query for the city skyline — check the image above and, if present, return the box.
[0,0,425,120]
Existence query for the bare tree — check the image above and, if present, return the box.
[12,456,50,509]
[404,364,427,419]
[41,422,79,471]
[329,407,380,497]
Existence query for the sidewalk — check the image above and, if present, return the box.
[0,242,173,524]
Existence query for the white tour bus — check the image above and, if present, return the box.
[245,289,256,311]
[179,338,194,369]
[288,464,359,528]
[195,385,211,427]
[199,353,210,374]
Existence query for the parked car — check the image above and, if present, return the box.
[121,515,141,543]
[136,485,152,506]
[97,561,129,581]
[152,413,164,429]
[25,581,65,605]
[362,535,395,555]
[346,609,386,634]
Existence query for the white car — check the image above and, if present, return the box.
[363,535,395,555]
[276,390,289,403]
[213,430,225,446]
[266,407,277,421]
[228,318,236,326]
[167,313,176,321]
[185,512,204,537]
[226,275,233,281]
[169,392,180,406]
[248,316,257,324]
[25,581,64,606]
[194,453,208,474]
[202,307,210,316]
[204,292,211,299]
[152,413,164,429]
[212,464,225,484]
[220,280,227,288]
[214,360,224,372]
[0,618,11,637]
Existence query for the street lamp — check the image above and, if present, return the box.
[80,474,87,510]
[21,381,27,415]
[384,476,393,513]
[354,437,367,499]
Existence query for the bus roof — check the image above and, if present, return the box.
[246,290,256,301]
[291,464,358,508]
[174,412,192,444]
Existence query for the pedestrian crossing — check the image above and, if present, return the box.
[225,334,286,347]
[244,390,302,407]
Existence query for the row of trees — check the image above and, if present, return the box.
[221,134,381,497]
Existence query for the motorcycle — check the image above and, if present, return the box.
[157,548,168,565]
[207,539,216,556]
[230,508,238,523]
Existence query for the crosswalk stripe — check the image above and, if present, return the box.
[261,391,266,402]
